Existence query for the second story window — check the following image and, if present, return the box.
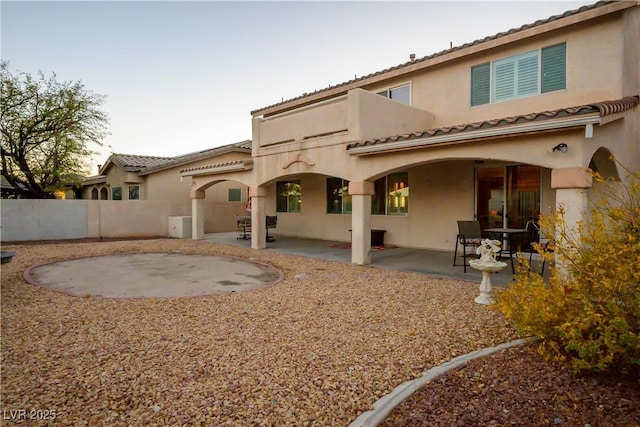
[377,84,411,105]
[471,42,566,106]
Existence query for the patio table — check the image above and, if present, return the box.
[484,227,526,274]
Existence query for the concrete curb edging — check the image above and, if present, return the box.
[349,337,538,427]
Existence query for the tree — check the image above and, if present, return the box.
[0,61,109,198]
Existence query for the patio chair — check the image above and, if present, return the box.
[524,219,555,276]
[453,220,484,273]
[266,215,278,242]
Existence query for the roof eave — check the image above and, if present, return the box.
[346,114,602,156]
[139,143,252,176]
[180,160,254,178]
[251,1,633,118]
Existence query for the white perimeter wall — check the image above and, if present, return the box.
[0,200,192,242]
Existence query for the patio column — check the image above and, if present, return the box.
[191,189,205,240]
[551,167,592,275]
[250,186,267,250]
[349,180,374,265]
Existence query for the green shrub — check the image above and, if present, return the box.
[495,164,640,375]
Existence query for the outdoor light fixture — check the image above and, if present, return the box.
[552,143,568,153]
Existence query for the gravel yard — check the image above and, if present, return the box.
[1,238,518,426]
[4,238,638,426]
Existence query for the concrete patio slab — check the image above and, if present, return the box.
[202,232,530,287]
[25,253,283,298]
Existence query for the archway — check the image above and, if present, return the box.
[589,147,619,180]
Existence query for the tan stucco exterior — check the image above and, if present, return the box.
[82,145,252,233]
[183,2,639,264]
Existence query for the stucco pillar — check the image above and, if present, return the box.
[250,186,267,250]
[349,181,374,265]
[551,167,592,275]
[190,189,205,240]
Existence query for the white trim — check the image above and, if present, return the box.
[375,82,412,106]
[347,115,601,156]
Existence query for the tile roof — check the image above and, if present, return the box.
[139,140,252,175]
[81,175,107,185]
[106,154,173,172]
[180,159,254,175]
[251,0,618,116]
[347,96,639,151]
[98,140,252,176]
[1,176,26,191]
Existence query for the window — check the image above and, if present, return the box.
[372,172,409,215]
[128,185,140,200]
[387,173,409,215]
[326,178,351,214]
[111,186,122,200]
[471,43,566,106]
[276,180,301,213]
[377,84,411,105]
[228,188,242,202]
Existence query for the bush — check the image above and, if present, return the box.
[495,164,640,375]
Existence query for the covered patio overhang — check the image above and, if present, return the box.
[181,96,637,271]
[346,96,638,156]
[343,95,637,269]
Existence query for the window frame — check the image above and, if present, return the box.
[372,172,409,216]
[471,42,566,106]
[228,188,242,202]
[326,178,351,215]
[128,185,140,200]
[276,180,302,213]
[111,186,122,200]
[376,83,412,105]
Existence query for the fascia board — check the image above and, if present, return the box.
[347,114,601,155]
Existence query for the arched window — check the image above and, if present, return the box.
[91,188,99,200]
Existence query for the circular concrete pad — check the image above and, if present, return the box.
[26,253,283,298]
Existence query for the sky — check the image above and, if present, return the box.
[1,0,595,174]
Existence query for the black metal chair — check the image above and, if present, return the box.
[524,219,554,276]
[453,220,484,273]
[266,215,278,242]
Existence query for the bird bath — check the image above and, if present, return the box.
[468,239,507,305]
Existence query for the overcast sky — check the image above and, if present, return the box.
[2,0,594,173]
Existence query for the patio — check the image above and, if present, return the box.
[202,232,540,287]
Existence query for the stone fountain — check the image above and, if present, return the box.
[468,239,507,304]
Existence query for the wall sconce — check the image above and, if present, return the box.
[552,143,568,153]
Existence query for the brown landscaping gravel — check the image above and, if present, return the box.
[1,238,636,426]
[383,343,640,427]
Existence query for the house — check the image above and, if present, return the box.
[81,140,253,233]
[1,175,26,199]
[181,0,639,265]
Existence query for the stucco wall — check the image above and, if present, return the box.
[1,200,89,241]
[397,13,625,128]
[143,151,251,202]
[0,199,241,242]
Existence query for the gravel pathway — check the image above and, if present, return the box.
[1,238,518,426]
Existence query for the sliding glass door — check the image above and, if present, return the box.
[476,165,541,249]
